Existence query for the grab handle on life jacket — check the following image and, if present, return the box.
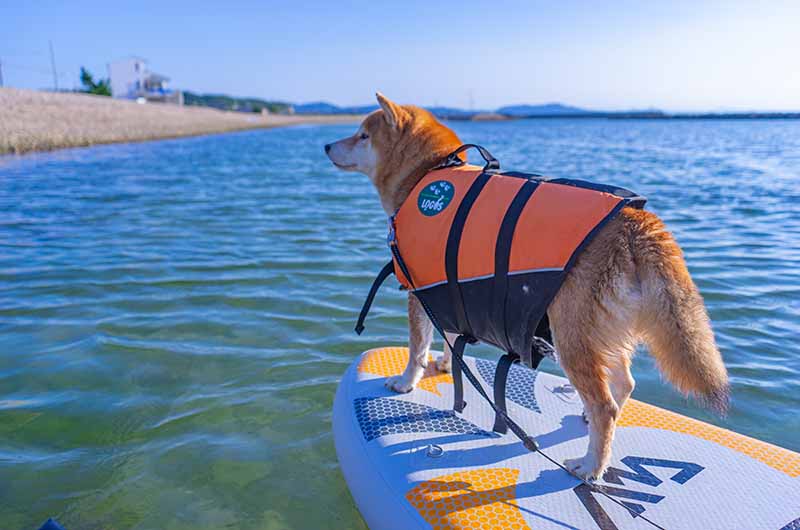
[438,144,500,172]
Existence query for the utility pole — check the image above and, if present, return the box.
[48,40,58,91]
[0,58,4,87]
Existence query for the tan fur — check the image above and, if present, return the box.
[548,208,729,476]
[326,94,729,481]
[367,101,464,212]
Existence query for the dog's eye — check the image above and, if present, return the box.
[359,133,369,140]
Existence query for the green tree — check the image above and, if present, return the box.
[79,67,111,96]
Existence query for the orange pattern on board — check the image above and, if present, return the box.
[406,468,530,530]
[619,399,800,477]
[357,347,453,396]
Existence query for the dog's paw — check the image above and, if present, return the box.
[435,355,452,373]
[385,375,415,393]
[564,456,604,482]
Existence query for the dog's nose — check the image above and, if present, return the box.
[324,144,331,153]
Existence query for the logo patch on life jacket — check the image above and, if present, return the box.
[417,180,454,216]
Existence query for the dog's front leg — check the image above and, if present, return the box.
[435,332,456,373]
[385,294,433,393]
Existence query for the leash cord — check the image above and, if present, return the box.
[446,342,667,530]
[418,295,668,529]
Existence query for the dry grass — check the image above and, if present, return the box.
[0,88,363,155]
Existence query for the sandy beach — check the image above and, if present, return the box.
[0,88,363,155]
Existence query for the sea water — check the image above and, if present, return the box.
[1,118,799,529]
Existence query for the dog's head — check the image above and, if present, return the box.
[325,93,462,212]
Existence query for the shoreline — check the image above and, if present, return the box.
[0,88,363,155]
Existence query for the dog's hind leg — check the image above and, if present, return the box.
[385,294,433,393]
[547,254,639,479]
[555,331,620,481]
[581,356,634,424]
[608,355,635,412]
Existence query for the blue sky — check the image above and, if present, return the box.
[2,0,798,111]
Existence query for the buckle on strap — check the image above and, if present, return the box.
[354,260,395,335]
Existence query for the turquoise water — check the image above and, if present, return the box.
[1,119,799,529]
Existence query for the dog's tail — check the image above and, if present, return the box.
[631,210,730,414]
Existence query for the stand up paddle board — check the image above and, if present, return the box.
[333,347,800,530]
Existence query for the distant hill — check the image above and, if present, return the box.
[293,101,342,114]
[294,102,378,114]
[426,106,486,119]
[293,101,600,119]
[343,104,380,114]
[496,103,592,116]
[183,92,291,114]
[293,102,488,119]
[183,94,677,120]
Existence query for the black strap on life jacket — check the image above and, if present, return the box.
[354,260,395,335]
[445,170,493,336]
[491,179,540,351]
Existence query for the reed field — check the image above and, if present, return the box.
[0,88,361,155]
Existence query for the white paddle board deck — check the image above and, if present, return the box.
[333,347,800,530]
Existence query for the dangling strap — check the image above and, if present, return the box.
[492,352,520,433]
[450,335,469,412]
[354,261,395,335]
[493,338,552,433]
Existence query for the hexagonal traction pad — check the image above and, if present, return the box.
[354,396,497,442]
[406,467,530,530]
[474,358,541,413]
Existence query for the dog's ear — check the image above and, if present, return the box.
[376,92,407,129]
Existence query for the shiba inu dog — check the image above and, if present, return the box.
[325,93,729,481]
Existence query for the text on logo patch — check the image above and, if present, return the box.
[418,180,454,216]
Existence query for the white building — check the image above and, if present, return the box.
[107,57,182,104]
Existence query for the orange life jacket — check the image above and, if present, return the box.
[357,145,645,366]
